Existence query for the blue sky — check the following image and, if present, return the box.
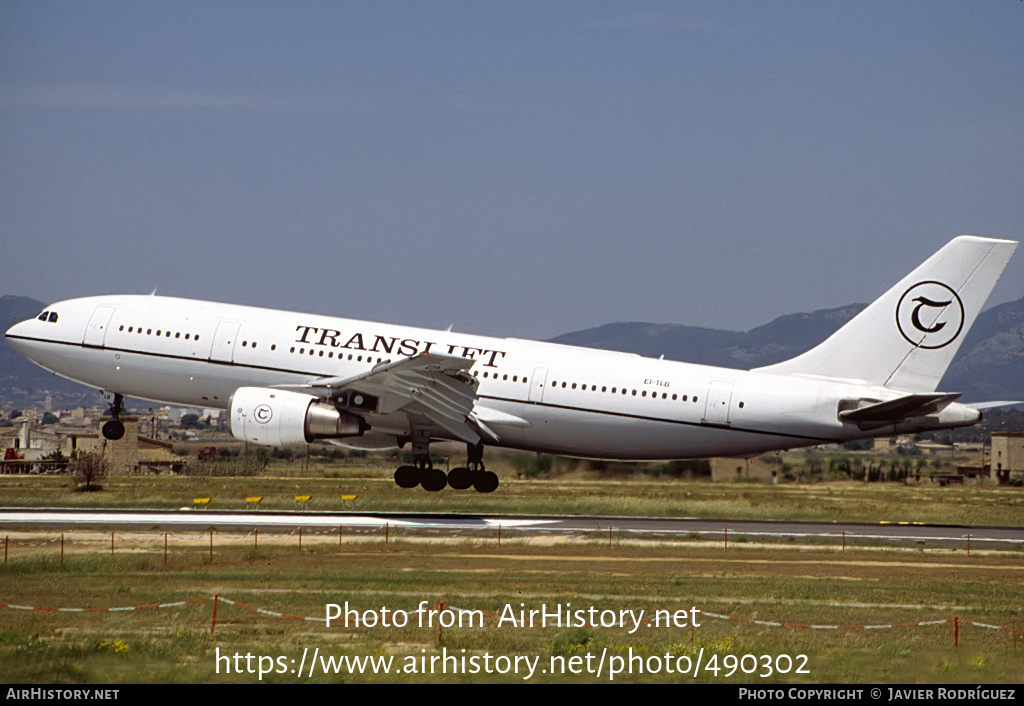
[2,1,1022,338]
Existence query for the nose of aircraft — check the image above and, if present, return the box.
[5,318,34,356]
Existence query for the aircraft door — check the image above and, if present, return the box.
[529,366,549,403]
[83,306,116,348]
[210,320,241,363]
[702,380,734,425]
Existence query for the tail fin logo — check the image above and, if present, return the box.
[896,281,964,349]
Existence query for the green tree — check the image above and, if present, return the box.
[180,413,204,429]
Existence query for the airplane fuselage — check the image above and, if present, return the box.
[5,293,979,461]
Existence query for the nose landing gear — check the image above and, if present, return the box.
[101,393,126,441]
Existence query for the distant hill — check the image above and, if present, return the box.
[3,293,1023,409]
[941,297,1024,402]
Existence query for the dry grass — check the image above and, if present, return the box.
[1,528,1022,683]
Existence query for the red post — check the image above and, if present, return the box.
[61,533,64,567]
[842,529,846,552]
[4,535,7,565]
[111,531,114,556]
[498,524,501,548]
[254,528,258,552]
[954,615,959,647]
[724,527,728,551]
[609,525,613,548]
[211,593,219,636]
[209,528,213,563]
[339,525,342,546]
[299,526,302,552]
[967,533,971,557]
[386,522,389,544]
[164,532,167,566]
[438,601,444,644]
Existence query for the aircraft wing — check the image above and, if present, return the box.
[277,353,486,444]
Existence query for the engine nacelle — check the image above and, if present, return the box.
[229,387,368,446]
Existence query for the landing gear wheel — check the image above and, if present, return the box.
[447,467,472,490]
[394,465,419,488]
[102,420,125,441]
[473,471,499,493]
[421,468,448,492]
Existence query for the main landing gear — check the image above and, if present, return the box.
[393,440,499,493]
[101,393,126,441]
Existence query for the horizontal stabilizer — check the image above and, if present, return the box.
[966,400,1023,410]
[839,392,961,423]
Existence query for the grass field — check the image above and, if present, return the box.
[1,446,1023,526]
[1,533,1022,683]
[1,461,1022,684]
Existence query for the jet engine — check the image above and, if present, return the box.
[229,387,368,446]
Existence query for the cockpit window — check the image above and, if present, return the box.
[48,312,58,323]
[37,311,48,321]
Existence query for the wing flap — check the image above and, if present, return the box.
[275,352,482,443]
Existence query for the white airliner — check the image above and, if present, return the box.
[5,235,1017,492]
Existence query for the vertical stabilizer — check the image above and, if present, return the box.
[754,236,1017,391]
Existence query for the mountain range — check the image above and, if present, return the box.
[3,293,1023,409]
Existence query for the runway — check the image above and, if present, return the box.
[1,508,1021,549]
